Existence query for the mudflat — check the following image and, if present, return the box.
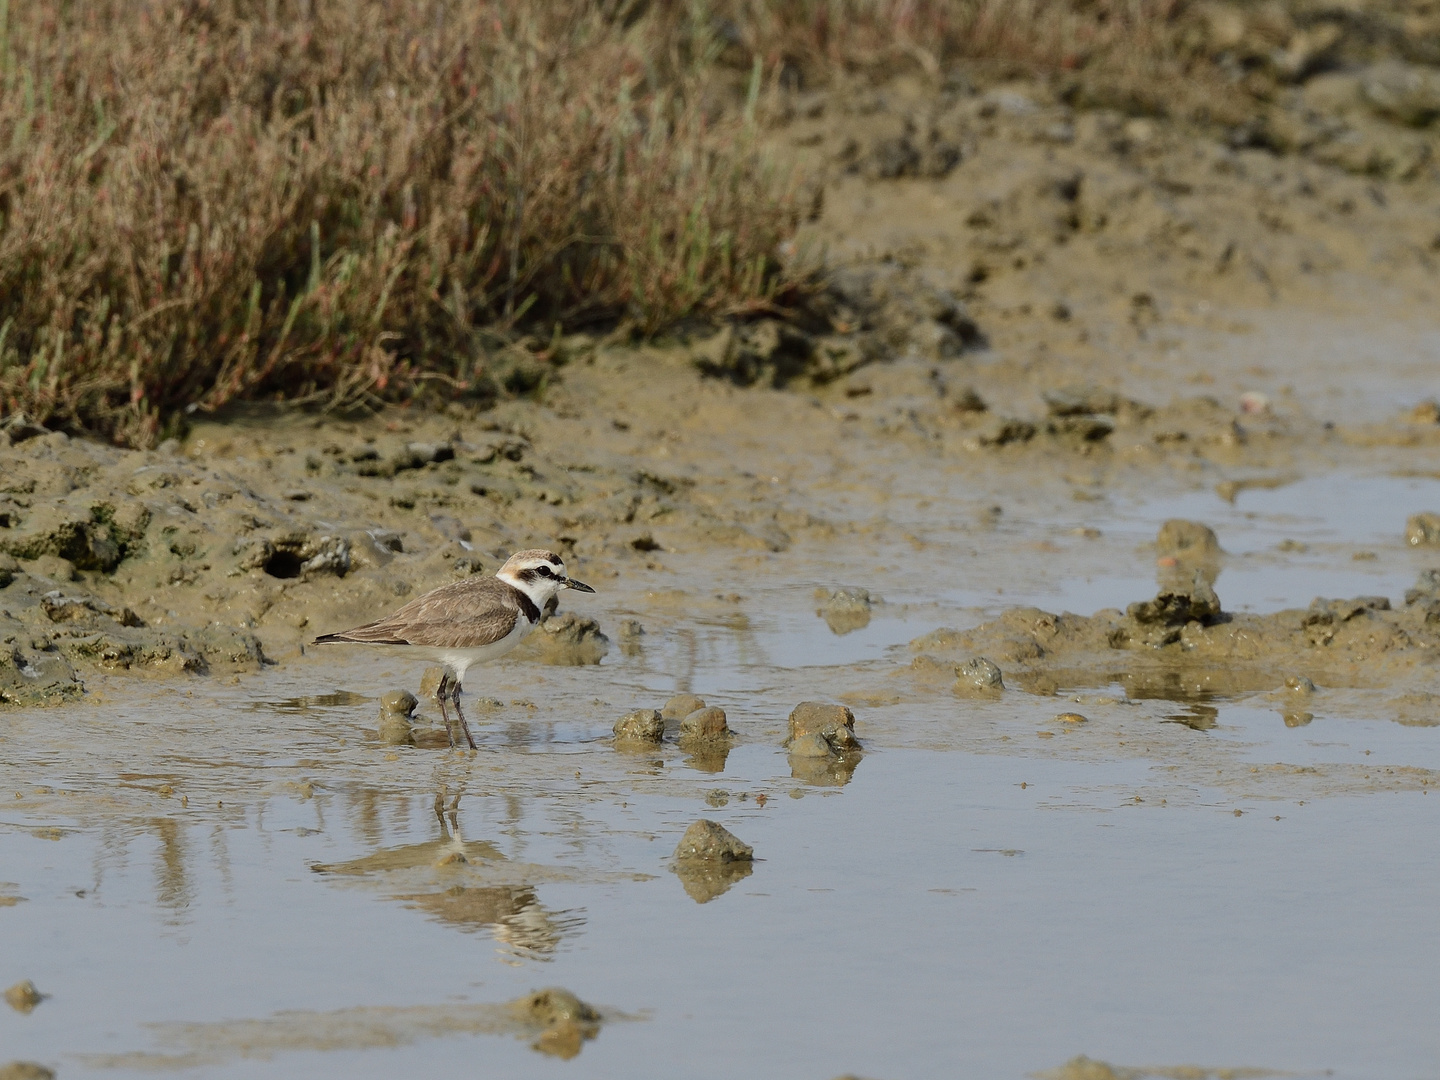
[5,21,1440,1080]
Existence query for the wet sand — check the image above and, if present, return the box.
[6,66,1440,1080]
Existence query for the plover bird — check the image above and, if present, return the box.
[313,549,595,749]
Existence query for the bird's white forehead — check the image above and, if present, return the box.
[500,549,567,574]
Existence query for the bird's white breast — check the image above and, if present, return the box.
[447,612,538,682]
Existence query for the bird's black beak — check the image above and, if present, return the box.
[564,578,596,593]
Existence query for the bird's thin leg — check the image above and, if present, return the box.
[451,680,478,750]
[435,671,456,749]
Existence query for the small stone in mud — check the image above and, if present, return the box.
[613,708,664,742]
[3,981,43,1014]
[1406,512,1440,547]
[787,701,860,749]
[1156,519,1221,562]
[661,693,707,721]
[674,819,753,862]
[705,789,730,807]
[1285,675,1317,695]
[955,657,1004,695]
[1055,712,1087,724]
[789,732,837,758]
[680,706,729,739]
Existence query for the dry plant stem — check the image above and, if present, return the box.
[0,0,801,446]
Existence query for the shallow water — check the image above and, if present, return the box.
[5,468,1440,1078]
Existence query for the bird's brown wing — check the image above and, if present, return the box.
[313,576,525,649]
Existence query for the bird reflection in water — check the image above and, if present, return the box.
[312,791,583,960]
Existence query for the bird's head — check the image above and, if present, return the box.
[496,549,595,605]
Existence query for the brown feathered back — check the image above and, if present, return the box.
[313,575,538,650]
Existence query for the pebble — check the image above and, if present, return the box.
[673,819,753,862]
[613,708,664,742]
[1055,712,1088,724]
[787,701,861,749]
[661,693,707,721]
[680,706,729,739]
[1285,675,1317,695]
[954,657,1004,695]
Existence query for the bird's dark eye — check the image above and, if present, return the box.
[536,565,555,578]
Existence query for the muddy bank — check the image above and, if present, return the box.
[910,516,1440,725]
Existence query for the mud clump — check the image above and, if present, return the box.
[932,574,1440,702]
[510,988,601,1061]
[377,689,418,745]
[0,1064,55,1080]
[1125,572,1222,628]
[954,657,1005,697]
[787,701,861,750]
[674,818,753,862]
[672,819,755,903]
[679,706,730,739]
[786,701,862,785]
[1406,513,1440,547]
[0,500,149,573]
[3,980,44,1014]
[1156,519,1222,564]
[818,587,873,635]
[615,618,645,655]
[512,613,609,666]
[613,708,664,743]
[661,693,707,723]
